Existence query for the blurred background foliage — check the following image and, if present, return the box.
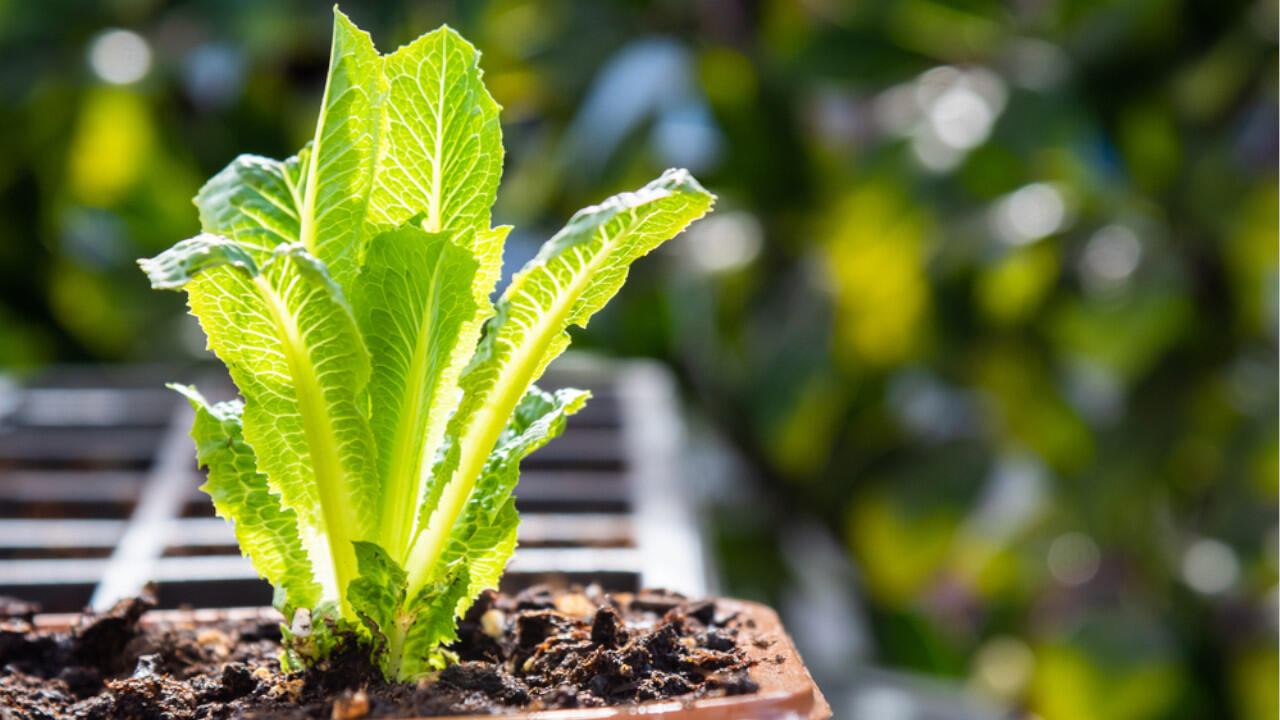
[0,0,1275,717]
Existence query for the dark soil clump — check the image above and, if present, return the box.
[0,587,757,718]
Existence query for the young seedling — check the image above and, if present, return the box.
[139,9,713,680]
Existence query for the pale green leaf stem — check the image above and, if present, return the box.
[435,386,589,595]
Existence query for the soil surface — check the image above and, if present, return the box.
[0,586,758,718]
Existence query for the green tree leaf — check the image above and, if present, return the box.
[169,383,321,612]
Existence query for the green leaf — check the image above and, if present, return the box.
[367,26,503,242]
[141,235,378,614]
[138,233,258,289]
[295,9,382,287]
[360,28,509,461]
[347,541,469,681]
[403,169,714,593]
[396,564,471,680]
[170,384,321,612]
[352,225,482,557]
[194,154,307,257]
[195,9,381,289]
[425,386,589,596]
[443,498,518,608]
[393,388,587,677]
[348,540,407,667]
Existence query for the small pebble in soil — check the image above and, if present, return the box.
[331,688,370,719]
[196,627,231,657]
[553,593,595,617]
[131,653,161,678]
[480,608,506,638]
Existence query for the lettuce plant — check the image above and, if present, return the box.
[139,9,712,681]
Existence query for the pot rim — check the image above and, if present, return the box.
[32,597,830,720]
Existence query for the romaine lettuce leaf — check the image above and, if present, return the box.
[425,386,590,597]
[194,10,381,290]
[142,236,378,612]
[352,225,480,556]
[348,540,470,680]
[367,26,503,241]
[403,170,714,595]
[170,384,322,612]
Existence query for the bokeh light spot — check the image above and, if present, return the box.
[993,183,1067,245]
[977,244,1058,326]
[973,635,1035,699]
[1047,532,1100,586]
[894,65,1008,174]
[929,85,994,149]
[1005,38,1071,91]
[681,211,763,273]
[1182,538,1239,594]
[185,44,245,109]
[88,29,151,85]
[1080,224,1142,293]
[824,185,932,367]
[851,686,915,720]
[67,89,154,206]
[911,131,965,173]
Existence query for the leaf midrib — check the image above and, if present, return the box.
[253,273,356,614]
[380,252,446,559]
[403,221,631,595]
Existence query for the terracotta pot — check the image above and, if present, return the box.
[35,598,829,719]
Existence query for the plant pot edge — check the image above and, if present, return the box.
[33,597,830,720]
